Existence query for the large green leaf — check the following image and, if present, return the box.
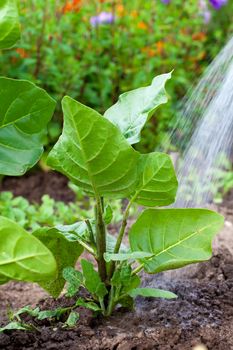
[0,78,56,176]
[33,227,83,298]
[47,96,139,198]
[130,152,178,207]
[0,217,57,283]
[129,209,224,274]
[104,73,171,145]
[0,0,20,50]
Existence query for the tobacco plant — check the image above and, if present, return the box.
[0,0,224,326]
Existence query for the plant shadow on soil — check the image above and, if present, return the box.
[0,171,233,350]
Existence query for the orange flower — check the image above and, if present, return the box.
[15,48,28,58]
[156,41,165,55]
[137,21,148,30]
[116,4,125,16]
[130,10,139,18]
[141,47,156,58]
[192,32,207,42]
[62,0,81,14]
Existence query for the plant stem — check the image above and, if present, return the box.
[106,286,115,316]
[95,197,107,282]
[108,197,135,279]
[78,241,95,256]
[99,298,106,316]
[132,263,144,275]
[85,219,95,245]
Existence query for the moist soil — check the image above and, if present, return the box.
[1,171,75,203]
[0,172,233,349]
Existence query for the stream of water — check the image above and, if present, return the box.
[168,36,233,208]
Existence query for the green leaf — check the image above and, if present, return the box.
[47,96,139,199]
[81,259,108,299]
[104,73,171,145]
[0,0,20,50]
[63,267,83,297]
[56,221,88,241]
[111,264,140,293]
[118,295,134,310]
[0,322,31,333]
[33,228,83,298]
[37,307,69,321]
[128,288,177,299]
[0,78,56,176]
[65,311,79,327]
[104,251,153,262]
[129,209,224,273]
[13,306,40,320]
[130,152,178,207]
[106,233,128,253]
[75,298,101,312]
[0,216,57,283]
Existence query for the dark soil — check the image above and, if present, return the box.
[1,171,75,203]
[0,247,233,350]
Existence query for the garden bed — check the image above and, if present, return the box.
[0,203,232,350]
[1,171,75,203]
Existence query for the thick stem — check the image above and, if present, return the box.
[95,198,107,282]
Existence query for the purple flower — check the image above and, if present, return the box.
[90,12,115,27]
[199,0,212,23]
[203,10,211,23]
[209,0,228,10]
[161,0,170,3]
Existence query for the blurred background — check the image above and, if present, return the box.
[1,0,232,154]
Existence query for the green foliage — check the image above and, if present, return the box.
[128,288,177,299]
[0,0,20,49]
[130,152,178,207]
[81,259,108,300]
[33,228,83,297]
[0,192,92,231]
[63,267,83,297]
[47,97,139,199]
[64,311,79,327]
[0,78,56,176]
[0,75,225,328]
[0,322,32,332]
[0,1,232,152]
[0,73,224,327]
[0,1,225,330]
[129,209,224,274]
[104,73,171,145]
[0,217,57,284]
